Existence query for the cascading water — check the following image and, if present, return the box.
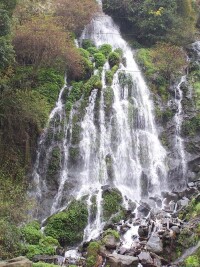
[31,0,168,242]
[174,76,187,178]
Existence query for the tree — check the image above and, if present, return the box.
[13,17,83,76]
[151,42,187,80]
[55,0,99,35]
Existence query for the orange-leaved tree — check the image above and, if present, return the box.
[151,42,187,81]
[13,17,84,78]
[55,0,99,35]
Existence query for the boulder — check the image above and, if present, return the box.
[138,251,153,266]
[106,254,139,267]
[146,233,163,254]
[171,226,180,234]
[138,225,149,238]
[0,257,32,267]
[104,235,118,250]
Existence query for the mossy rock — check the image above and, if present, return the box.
[44,200,88,246]
[102,188,123,220]
[47,147,61,178]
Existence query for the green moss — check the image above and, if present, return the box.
[182,115,200,136]
[44,200,88,246]
[81,57,94,80]
[108,52,120,68]
[114,48,123,58]
[104,86,114,116]
[65,81,83,117]
[105,65,118,86]
[103,229,120,240]
[83,75,102,97]
[94,52,106,68]
[99,44,112,57]
[47,147,61,177]
[68,147,80,165]
[102,189,123,220]
[39,236,59,247]
[71,114,82,145]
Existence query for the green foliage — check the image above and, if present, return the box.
[87,46,98,55]
[108,52,120,68]
[102,0,197,45]
[65,81,83,116]
[105,65,118,86]
[44,200,88,246]
[81,57,94,80]
[86,255,96,267]
[83,75,102,97]
[118,72,133,89]
[182,115,200,136]
[87,241,100,256]
[22,224,43,245]
[94,52,106,68]
[0,219,22,260]
[82,39,95,50]
[99,44,112,57]
[33,263,59,267]
[185,255,199,267]
[79,48,90,59]
[0,10,10,36]
[25,244,55,260]
[0,37,15,70]
[102,189,123,220]
[39,236,59,247]
[136,48,156,78]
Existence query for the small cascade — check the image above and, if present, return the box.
[174,76,187,178]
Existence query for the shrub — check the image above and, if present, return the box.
[82,39,95,50]
[22,224,43,245]
[94,52,106,68]
[185,255,199,267]
[44,200,88,246]
[108,52,120,68]
[103,229,120,239]
[25,244,55,260]
[99,44,112,57]
[79,48,90,59]
[87,47,98,55]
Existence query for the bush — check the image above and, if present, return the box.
[108,52,120,68]
[99,44,112,57]
[79,48,90,59]
[94,52,106,68]
[44,200,88,246]
[87,47,98,55]
[82,39,95,50]
[25,244,55,260]
[22,224,43,245]
[185,255,199,267]
[39,236,60,247]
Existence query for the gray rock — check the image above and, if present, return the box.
[106,254,139,267]
[171,226,180,234]
[104,235,118,250]
[177,197,189,208]
[138,225,149,238]
[146,233,163,254]
[0,257,32,267]
[138,251,153,265]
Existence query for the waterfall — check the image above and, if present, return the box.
[174,76,187,178]
[31,2,168,239]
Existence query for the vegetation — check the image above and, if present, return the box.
[102,0,197,46]
[44,200,88,246]
[102,188,123,220]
